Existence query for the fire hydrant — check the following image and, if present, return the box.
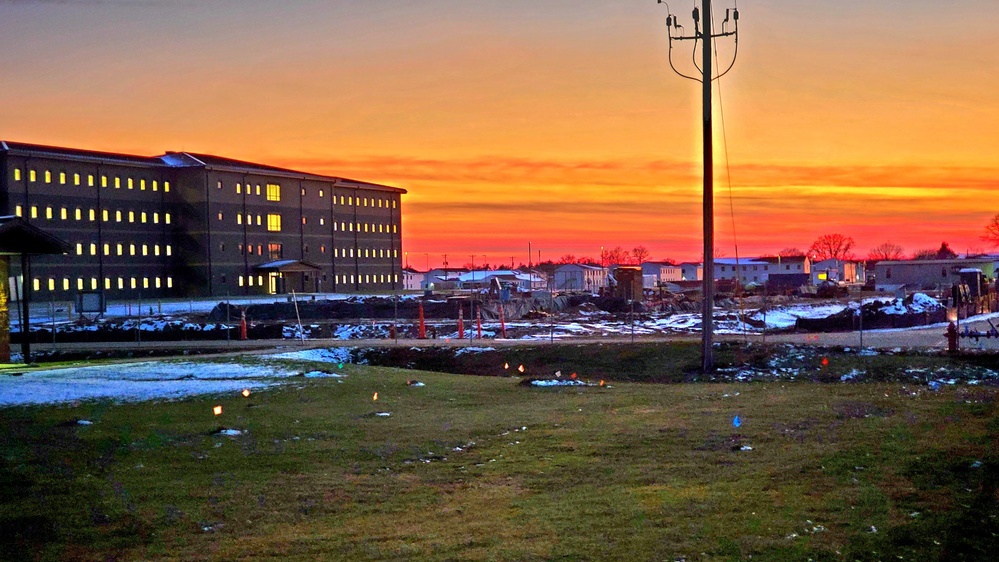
[945,321,958,353]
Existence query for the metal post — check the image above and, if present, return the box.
[657,0,740,373]
[20,253,30,363]
[700,0,714,372]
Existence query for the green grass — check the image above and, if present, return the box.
[1,353,998,560]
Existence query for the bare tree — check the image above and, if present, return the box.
[777,247,805,257]
[557,254,577,264]
[808,234,855,261]
[983,213,999,249]
[631,245,650,264]
[912,242,957,260]
[601,246,630,266]
[868,241,905,261]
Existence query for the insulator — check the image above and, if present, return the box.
[733,10,739,21]
[692,7,699,21]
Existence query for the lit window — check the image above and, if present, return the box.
[128,178,134,189]
[164,181,170,192]
[88,174,94,186]
[255,184,261,196]
[217,181,222,189]
[75,208,82,220]
[248,275,254,287]
[90,278,97,290]
[237,214,242,225]
[130,278,137,289]
[239,276,244,287]
[63,279,70,291]
[77,278,84,291]
[33,278,40,291]
[320,218,325,226]
[152,180,158,191]
[155,277,161,288]
[165,213,171,224]
[321,245,326,254]
[255,215,261,226]
[128,211,135,223]
[319,189,324,198]
[90,209,96,221]
[257,275,263,285]
[15,205,22,217]
[76,243,83,255]
[101,175,108,187]
[218,212,223,221]
[48,279,55,291]
[118,278,124,289]
[267,214,282,232]
[392,200,397,209]
[266,183,281,201]
[115,177,121,188]
[45,207,53,219]
[115,211,122,222]
[393,225,397,233]
[90,243,96,256]
[116,243,123,256]
[102,210,109,222]
[142,244,148,256]
[59,172,66,184]
[154,245,160,256]
[129,244,136,256]
[60,208,67,220]
[153,213,159,224]
[143,278,149,289]
[103,243,110,255]
[166,245,172,256]
[139,179,146,190]
[302,217,307,225]
[104,278,111,290]
[73,173,80,185]
[29,170,37,182]
[30,206,38,219]
[13,169,21,181]
[140,212,147,223]
[167,277,173,288]
[348,196,353,205]
[236,183,242,194]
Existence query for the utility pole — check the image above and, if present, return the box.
[658,0,740,372]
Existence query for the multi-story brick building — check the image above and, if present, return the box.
[0,141,405,299]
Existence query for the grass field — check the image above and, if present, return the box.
[2,345,998,560]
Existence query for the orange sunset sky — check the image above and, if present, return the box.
[3,0,998,269]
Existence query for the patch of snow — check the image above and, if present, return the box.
[266,347,353,364]
[454,346,496,356]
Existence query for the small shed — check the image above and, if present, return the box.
[253,259,321,294]
[0,216,71,363]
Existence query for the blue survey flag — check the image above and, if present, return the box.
[733,415,742,428]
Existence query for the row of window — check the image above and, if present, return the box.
[215,211,397,235]
[34,276,174,292]
[718,264,803,272]
[225,242,398,259]
[15,205,171,225]
[214,179,397,210]
[12,168,169,192]
[74,242,172,257]
[236,273,400,288]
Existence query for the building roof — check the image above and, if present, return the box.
[253,259,320,272]
[2,140,406,194]
[1,140,163,167]
[0,216,71,255]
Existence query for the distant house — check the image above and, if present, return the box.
[454,269,546,292]
[811,259,865,285]
[641,262,682,285]
[402,267,424,291]
[554,264,607,292]
[713,256,811,285]
[680,262,703,281]
[873,258,996,292]
[423,267,469,290]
